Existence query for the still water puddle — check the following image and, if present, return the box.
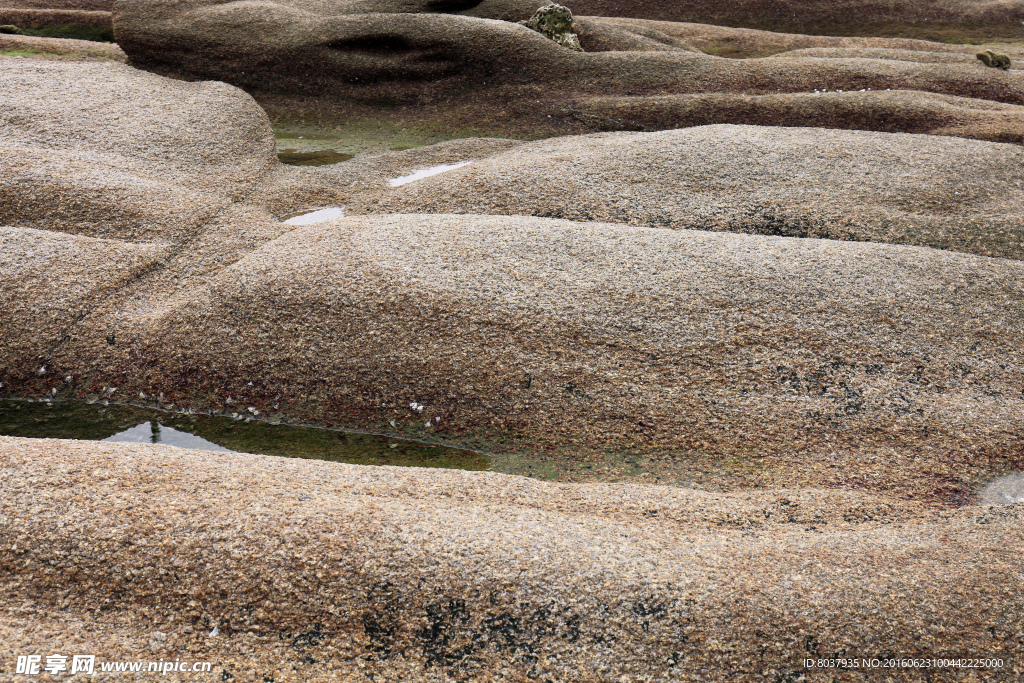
[389,160,473,187]
[281,207,346,225]
[978,473,1024,505]
[0,400,489,471]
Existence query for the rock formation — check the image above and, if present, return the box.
[112,0,1024,142]
[517,3,582,51]
[3,60,1024,504]
[559,0,1024,42]
[4,35,1024,683]
[2,436,1022,681]
[358,125,1024,259]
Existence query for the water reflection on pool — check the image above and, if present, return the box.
[104,421,234,453]
[0,399,490,471]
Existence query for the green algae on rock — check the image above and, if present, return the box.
[977,49,1011,70]
[112,0,1024,143]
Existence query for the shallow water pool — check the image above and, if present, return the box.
[280,207,346,224]
[978,472,1024,505]
[0,400,490,471]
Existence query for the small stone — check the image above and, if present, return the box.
[518,4,584,52]
[977,50,1011,70]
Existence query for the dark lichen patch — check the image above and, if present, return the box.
[0,48,43,57]
[0,399,490,471]
[276,149,354,166]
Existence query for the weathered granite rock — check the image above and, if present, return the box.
[4,44,1024,683]
[517,3,583,51]
[112,0,1024,141]
[3,60,1024,504]
[559,0,1024,42]
[0,60,276,242]
[567,91,1024,146]
[1,437,1022,681]
[0,29,124,56]
[0,8,111,29]
[574,17,1024,60]
[1,0,112,9]
[360,124,1024,260]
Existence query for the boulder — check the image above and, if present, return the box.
[517,3,583,51]
[978,49,1012,70]
[0,60,276,242]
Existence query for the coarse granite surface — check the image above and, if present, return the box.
[2,436,1022,681]
[2,55,1024,682]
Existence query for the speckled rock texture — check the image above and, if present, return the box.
[573,18,1024,60]
[1,0,111,10]
[517,3,583,52]
[2,437,1023,681]
[0,60,275,242]
[4,42,1024,683]
[559,0,1024,42]
[0,7,111,28]
[357,125,1024,259]
[3,60,1024,505]
[112,0,1024,141]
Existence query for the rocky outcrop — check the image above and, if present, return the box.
[4,61,1024,504]
[360,124,1024,259]
[112,0,1024,142]
[559,0,1024,42]
[2,437,1023,681]
[4,43,1024,683]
